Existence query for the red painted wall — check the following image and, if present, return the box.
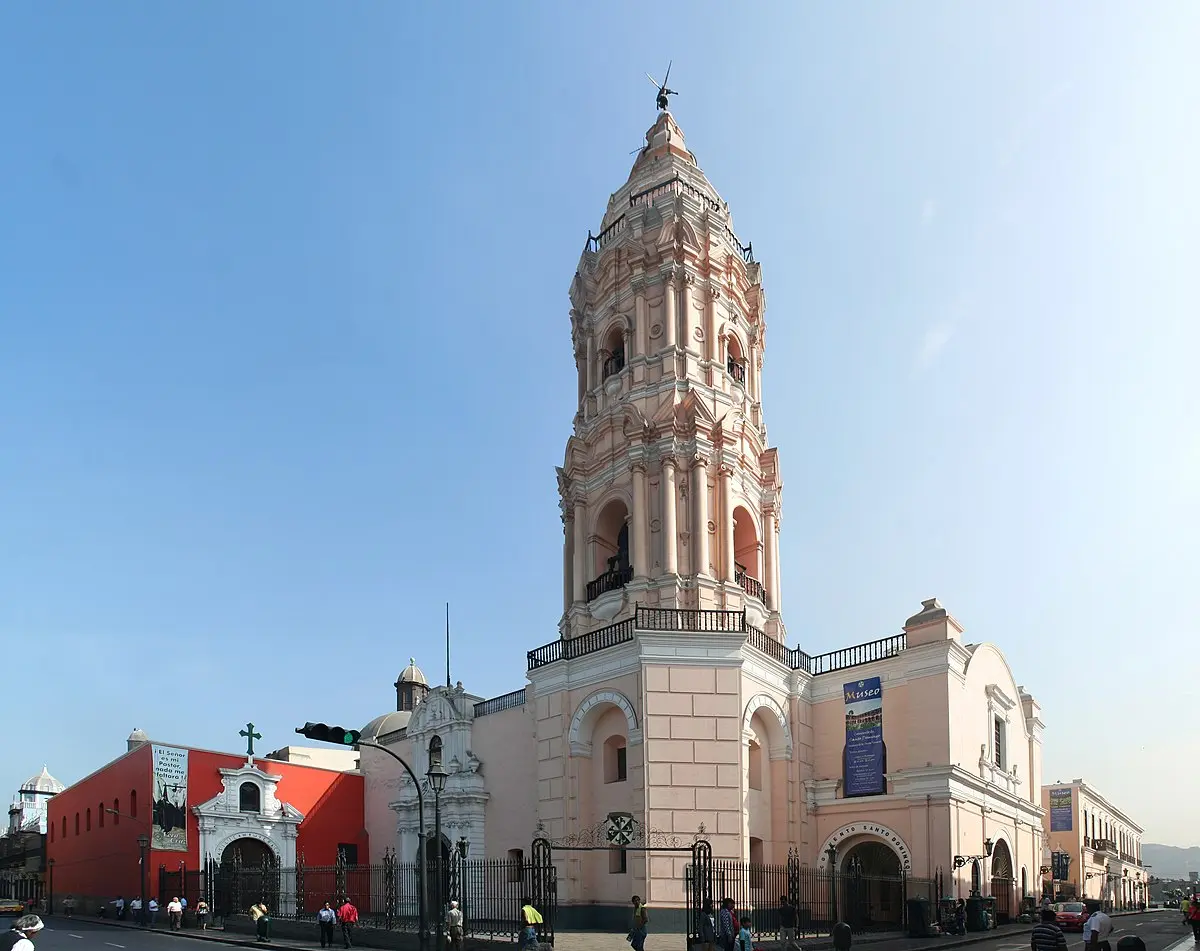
[46,745,153,906]
[48,744,367,909]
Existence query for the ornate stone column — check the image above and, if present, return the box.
[719,465,735,582]
[682,273,695,349]
[572,500,588,602]
[585,331,596,395]
[633,279,647,359]
[562,512,574,612]
[706,283,720,363]
[631,463,649,577]
[663,272,677,350]
[661,457,678,575]
[763,505,779,610]
[692,456,710,577]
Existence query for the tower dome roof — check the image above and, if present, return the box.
[395,659,428,686]
[21,766,64,795]
[128,728,150,743]
[360,710,412,743]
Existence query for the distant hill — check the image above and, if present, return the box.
[1143,844,1200,880]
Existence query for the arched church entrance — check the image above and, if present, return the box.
[213,837,280,919]
[841,841,904,930]
[990,839,1015,923]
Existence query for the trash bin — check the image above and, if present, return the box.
[965,896,986,932]
[906,898,931,937]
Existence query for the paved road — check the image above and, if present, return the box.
[32,919,246,951]
[893,912,1193,951]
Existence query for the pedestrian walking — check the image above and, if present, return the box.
[337,896,359,949]
[1031,906,1068,951]
[180,896,188,926]
[736,916,754,951]
[195,900,209,930]
[1188,899,1200,943]
[167,897,183,930]
[699,899,717,951]
[628,895,649,951]
[2,914,44,951]
[148,898,159,926]
[718,898,737,951]
[317,902,336,948]
[129,897,142,923]
[1086,907,1113,951]
[113,896,125,921]
[778,895,797,946]
[447,900,465,951]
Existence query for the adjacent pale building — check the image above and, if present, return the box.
[358,106,1048,929]
[1042,781,1146,909]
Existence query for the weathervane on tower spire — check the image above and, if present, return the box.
[647,61,677,113]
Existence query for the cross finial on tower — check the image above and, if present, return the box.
[239,722,262,758]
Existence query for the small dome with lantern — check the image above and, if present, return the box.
[359,659,431,743]
[20,766,64,796]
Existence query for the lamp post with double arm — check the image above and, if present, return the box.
[426,739,449,951]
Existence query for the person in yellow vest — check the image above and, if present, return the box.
[520,897,543,950]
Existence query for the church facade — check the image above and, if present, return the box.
[359,109,1048,927]
[47,729,365,913]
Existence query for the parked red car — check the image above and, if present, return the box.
[1054,902,1088,932]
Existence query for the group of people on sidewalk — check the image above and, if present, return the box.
[1032,903,1151,951]
[249,896,359,948]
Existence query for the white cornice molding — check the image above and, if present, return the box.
[985,683,1018,713]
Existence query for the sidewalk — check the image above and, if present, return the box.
[46,910,1151,951]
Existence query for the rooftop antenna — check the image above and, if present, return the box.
[445,602,451,688]
[647,61,677,113]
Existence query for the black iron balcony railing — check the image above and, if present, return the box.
[526,603,908,676]
[1092,839,1116,854]
[603,350,626,379]
[585,564,633,602]
[727,359,746,385]
[472,688,527,718]
[734,568,766,602]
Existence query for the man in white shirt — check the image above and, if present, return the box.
[1086,908,1114,951]
[167,897,184,930]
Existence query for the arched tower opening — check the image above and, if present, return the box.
[732,505,764,601]
[588,499,631,601]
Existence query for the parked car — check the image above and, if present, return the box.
[0,898,25,917]
[1054,902,1089,932]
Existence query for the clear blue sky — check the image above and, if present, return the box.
[3,4,1196,844]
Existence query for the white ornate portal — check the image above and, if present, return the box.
[192,761,305,914]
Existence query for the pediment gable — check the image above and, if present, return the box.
[192,762,304,823]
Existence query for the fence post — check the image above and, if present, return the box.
[383,848,397,932]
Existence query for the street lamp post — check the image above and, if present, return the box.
[137,834,151,927]
[427,738,449,951]
[47,859,55,915]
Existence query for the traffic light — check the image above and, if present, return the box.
[295,722,362,746]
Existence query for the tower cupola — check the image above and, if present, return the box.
[557,108,785,642]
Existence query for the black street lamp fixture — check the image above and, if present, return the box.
[47,859,55,914]
[427,738,449,951]
[137,834,151,927]
[457,836,469,861]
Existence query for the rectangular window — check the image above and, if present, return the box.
[507,849,524,883]
[609,848,627,875]
[993,716,1006,770]
[337,843,359,866]
[616,747,627,782]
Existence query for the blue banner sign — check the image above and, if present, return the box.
[1049,788,1074,832]
[843,677,884,796]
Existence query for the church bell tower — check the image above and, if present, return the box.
[558,108,785,642]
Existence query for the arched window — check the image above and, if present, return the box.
[239,782,261,813]
[49,824,54,844]
[602,325,626,380]
[603,736,628,784]
[74,813,80,835]
[98,804,104,828]
[113,798,120,825]
[86,808,92,832]
[61,816,66,838]
[727,334,747,385]
[130,789,138,818]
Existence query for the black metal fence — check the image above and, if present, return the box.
[687,853,943,936]
[197,852,545,937]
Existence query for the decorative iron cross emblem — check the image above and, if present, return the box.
[239,722,262,757]
[607,813,635,847]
